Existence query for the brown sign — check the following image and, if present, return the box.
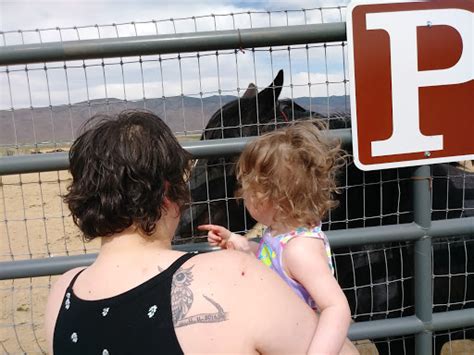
[347,0,473,170]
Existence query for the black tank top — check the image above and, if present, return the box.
[53,252,198,355]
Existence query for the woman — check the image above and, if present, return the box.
[45,110,321,354]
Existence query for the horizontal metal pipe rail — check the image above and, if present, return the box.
[349,309,474,340]
[431,308,474,332]
[1,218,472,280]
[350,315,424,340]
[0,129,352,175]
[0,241,204,280]
[0,23,346,66]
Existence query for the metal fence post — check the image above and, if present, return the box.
[413,165,433,354]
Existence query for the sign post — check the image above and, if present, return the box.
[347,0,473,171]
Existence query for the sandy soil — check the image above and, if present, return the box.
[0,172,100,354]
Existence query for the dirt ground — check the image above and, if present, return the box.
[0,172,472,354]
[0,172,100,354]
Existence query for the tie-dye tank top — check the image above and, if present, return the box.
[255,225,334,310]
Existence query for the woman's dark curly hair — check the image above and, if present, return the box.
[63,110,191,241]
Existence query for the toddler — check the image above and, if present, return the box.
[200,121,357,354]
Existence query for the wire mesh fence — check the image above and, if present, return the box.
[0,5,473,355]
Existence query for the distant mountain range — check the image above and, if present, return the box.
[0,95,350,146]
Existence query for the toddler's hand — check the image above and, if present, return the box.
[198,224,232,249]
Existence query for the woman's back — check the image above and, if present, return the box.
[46,249,319,354]
[54,253,195,354]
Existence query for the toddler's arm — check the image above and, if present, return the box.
[283,237,353,355]
[199,224,258,255]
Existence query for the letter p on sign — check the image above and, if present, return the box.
[347,0,473,170]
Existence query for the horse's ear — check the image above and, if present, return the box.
[272,69,284,89]
[257,70,283,105]
[242,83,257,98]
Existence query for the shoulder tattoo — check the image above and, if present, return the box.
[164,264,228,328]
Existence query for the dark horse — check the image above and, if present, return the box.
[176,70,474,354]
[177,70,324,240]
[177,70,349,240]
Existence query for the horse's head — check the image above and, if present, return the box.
[175,70,316,240]
[201,70,317,140]
[175,69,353,241]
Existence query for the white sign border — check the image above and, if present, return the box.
[347,0,474,171]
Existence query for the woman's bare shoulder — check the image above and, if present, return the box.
[50,267,86,295]
[188,249,301,297]
[184,250,318,353]
[193,249,253,262]
[189,249,263,275]
[46,267,86,317]
[44,267,86,353]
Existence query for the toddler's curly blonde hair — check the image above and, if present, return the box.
[236,121,345,228]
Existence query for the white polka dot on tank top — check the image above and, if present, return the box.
[102,307,110,317]
[70,332,78,343]
[64,292,71,310]
[102,349,110,355]
[147,305,157,318]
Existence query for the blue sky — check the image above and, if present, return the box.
[0,0,351,109]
